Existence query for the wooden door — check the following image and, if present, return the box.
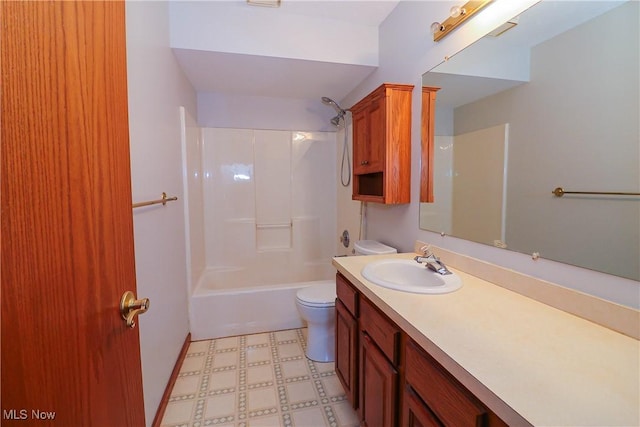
[1,2,146,426]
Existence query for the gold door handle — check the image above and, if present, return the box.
[120,291,150,329]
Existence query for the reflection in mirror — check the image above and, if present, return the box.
[420,1,639,281]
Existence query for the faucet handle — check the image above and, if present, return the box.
[419,244,433,257]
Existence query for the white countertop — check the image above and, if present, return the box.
[333,253,640,427]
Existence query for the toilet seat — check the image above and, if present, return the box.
[296,283,336,308]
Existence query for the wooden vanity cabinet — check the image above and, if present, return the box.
[335,273,508,427]
[350,83,413,204]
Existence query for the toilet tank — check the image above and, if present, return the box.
[354,240,397,256]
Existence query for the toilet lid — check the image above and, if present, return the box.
[296,283,336,307]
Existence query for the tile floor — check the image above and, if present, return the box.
[160,328,359,427]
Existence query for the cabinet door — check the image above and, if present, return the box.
[353,107,370,175]
[336,300,358,408]
[403,386,442,427]
[366,93,386,172]
[353,94,385,175]
[360,333,398,427]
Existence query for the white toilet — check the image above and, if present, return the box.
[295,240,397,362]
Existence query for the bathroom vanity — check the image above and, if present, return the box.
[333,252,639,426]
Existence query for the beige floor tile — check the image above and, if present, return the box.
[215,336,239,350]
[247,332,271,346]
[286,381,317,404]
[188,340,210,354]
[161,400,195,425]
[290,406,326,427]
[281,360,309,379]
[278,342,303,359]
[332,401,359,426]
[171,375,200,396]
[204,393,236,418]
[321,376,345,397]
[248,414,282,426]
[314,362,335,374]
[213,351,238,368]
[180,355,205,373]
[247,346,272,364]
[248,387,278,411]
[275,329,299,342]
[248,365,274,385]
[210,370,237,390]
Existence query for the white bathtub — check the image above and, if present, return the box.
[189,270,335,341]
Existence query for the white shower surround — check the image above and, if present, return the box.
[188,127,337,339]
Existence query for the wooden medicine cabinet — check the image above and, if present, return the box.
[351,83,414,204]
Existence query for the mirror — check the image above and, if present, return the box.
[420,1,639,281]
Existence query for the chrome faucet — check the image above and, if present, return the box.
[414,246,452,275]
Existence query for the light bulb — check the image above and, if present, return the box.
[449,5,466,18]
[430,22,443,34]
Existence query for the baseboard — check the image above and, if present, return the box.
[152,333,191,427]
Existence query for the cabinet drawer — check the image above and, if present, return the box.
[360,297,400,365]
[336,273,359,317]
[406,341,486,427]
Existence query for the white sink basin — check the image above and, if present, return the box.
[361,259,462,294]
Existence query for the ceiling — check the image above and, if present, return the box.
[171,1,400,101]
[272,0,400,26]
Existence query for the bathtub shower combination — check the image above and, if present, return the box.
[184,126,338,340]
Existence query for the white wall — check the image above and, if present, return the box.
[198,92,336,132]
[126,2,197,424]
[340,0,640,308]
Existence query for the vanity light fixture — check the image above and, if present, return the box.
[430,0,494,42]
[247,0,281,7]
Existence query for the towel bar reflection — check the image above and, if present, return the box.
[256,222,292,229]
[132,192,178,209]
[552,187,640,197]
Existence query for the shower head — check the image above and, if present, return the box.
[322,97,346,115]
[330,115,342,126]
